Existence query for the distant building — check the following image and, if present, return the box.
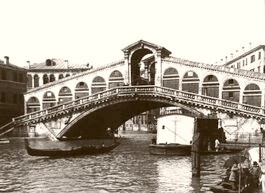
[26,58,91,89]
[224,45,265,73]
[0,56,27,126]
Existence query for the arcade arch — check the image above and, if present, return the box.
[75,82,89,99]
[91,76,106,94]
[58,86,72,104]
[182,71,199,93]
[202,75,219,98]
[162,67,179,90]
[108,70,124,89]
[222,78,240,102]
[26,97,40,113]
[243,83,261,107]
[43,91,56,109]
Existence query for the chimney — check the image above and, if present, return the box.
[4,56,9,64]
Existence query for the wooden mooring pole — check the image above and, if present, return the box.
[192,118,200,177]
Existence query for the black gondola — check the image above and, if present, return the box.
[24,138,120,157]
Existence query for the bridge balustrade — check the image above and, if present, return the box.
[8,85,265,129]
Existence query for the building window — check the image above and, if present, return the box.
[251,55,255,63]
[242,60,245,66]
[258,66,261,72]
[259,52,261,60]
[1,70,6,80]
[237,62,240,68]
[13,94,18,104]
[13,71,18,81]
[1,92,6,103]
[19,73,23,82]
[43,74,49,84]
[246,58,248,65]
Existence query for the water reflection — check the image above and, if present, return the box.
[0,133,248,193]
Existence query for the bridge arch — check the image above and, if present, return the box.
[222,78,240,102]
[91,76,106,94]
[58,86,72,104]
[43,91,56,109]
[182,70,199,93]
[162,67,179,90]
[26,96,40,113]
[57,96,204,138]
[202,74,219,98]
[243,83,261,107]
[75,81,89,99]
[108,70,124,89]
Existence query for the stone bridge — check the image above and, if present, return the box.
[1,40,265,138]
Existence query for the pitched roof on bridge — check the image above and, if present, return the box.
[122,39,171,57]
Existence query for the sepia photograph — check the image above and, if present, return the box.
[0,0,265,192]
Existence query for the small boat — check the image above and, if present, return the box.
[149,143,241,156]
[25,138,120,157]
[0,138,10,144]
[149,143,191,156]
[210,181,254,193]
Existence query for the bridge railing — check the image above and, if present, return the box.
[0,121,15,137]
[12,85,265,127]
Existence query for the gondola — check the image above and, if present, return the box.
[24,138,120,157]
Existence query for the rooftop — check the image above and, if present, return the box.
[28,58,90,70]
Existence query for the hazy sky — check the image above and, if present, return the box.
[0,0,264,68]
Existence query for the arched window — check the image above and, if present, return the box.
[50,74,55,82]
[91,76,106,94]
[163,67,179,89]
[33,74,39,88]
[58,86,72,104]
[75,82,89,99]
[26,97,40,113]
[202,75,219,98]
[43,91,56,109]
[109,70,124,89]
[43,74,49,84]
[243,83,261,107]
[182,71,199,93]
[27,74,33,89]
[59,74,64,79]
[222,79,240,102]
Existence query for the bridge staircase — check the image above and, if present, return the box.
[1,85,265,137]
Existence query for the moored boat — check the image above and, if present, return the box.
[210,182,254,193]
[25,138,120,157]
[149,143,191,156]
[0,138,10,144]
[149,143,242,156]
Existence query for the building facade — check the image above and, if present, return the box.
[0,56,27,126]
[224,45,265,73]
[27,58,91,90]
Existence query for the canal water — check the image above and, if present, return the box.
[0,131,260,193]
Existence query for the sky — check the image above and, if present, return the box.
[0,0,264,68]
